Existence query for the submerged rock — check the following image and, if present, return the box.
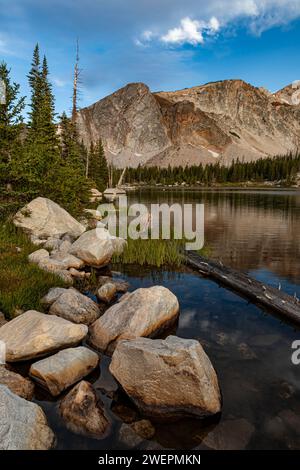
[98,276,129,293]
[60,380,110,439]
[201,418,254,450]
[111,403,138,423]
[0,385,55,450]
[49,288,101,325]
[29,346,99,396]
[131,420,155,440]
[0,310,88,362]
[89,286,179,354]
[13,197,85,239]
[70,229,115,267]
[109,336,221,419]
[97,282,117,303]
[118,423,145,448]
[0,366,34,400]
[118,420,156,449]
[237,343,257,360]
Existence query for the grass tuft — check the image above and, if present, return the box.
[112,237,210,268]
[0,219,66,319]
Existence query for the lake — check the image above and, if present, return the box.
[29,189,300,449]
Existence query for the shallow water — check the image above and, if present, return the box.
[16,189,300,449]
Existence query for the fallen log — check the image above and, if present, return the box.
[185,251,300,324]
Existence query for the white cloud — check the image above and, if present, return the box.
[162,17,205,45]
[161,16,221,46]
[208,16,220,32]
[135,0,300,48]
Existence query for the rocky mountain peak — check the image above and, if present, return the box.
[76,79,300,168]
[273,81,300,106]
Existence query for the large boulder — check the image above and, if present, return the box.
[109,336,221,419]
[29,347,99,396]
[88,286,179,354]
[0,366,34,399]
[0,310,88,362]
[60,380,110,438]
[70,229,115,267]
[14,197,85,239]
[49,288,101,325]
[70,227,126,267]
[0,385,55,450]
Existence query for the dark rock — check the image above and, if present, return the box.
[60,380,110,439]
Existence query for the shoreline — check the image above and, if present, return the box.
[121,184,300,192]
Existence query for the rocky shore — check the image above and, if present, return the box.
[0,197,221,450]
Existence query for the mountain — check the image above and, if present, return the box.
[76,79,300,168]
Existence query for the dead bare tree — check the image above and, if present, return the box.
[72,38,80,124]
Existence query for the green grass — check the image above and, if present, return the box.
[0,219,66,319]
[112,236,210,268]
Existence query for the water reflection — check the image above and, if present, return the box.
[129,189,300,283]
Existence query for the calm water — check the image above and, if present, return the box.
[18,189,300,449]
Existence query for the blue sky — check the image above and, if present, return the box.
[1,0,300,118]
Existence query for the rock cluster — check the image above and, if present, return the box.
[14,198,126,282]
[0,197,223,450]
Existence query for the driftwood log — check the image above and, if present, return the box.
[185,251,300,324]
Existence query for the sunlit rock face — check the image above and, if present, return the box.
[109,336,222,420]
[77,80,300,168]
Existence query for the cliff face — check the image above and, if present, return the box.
[76,80,300,168]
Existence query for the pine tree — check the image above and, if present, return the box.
[39,55,57,148]
[59,111,82,164]
[27,43,42,136]
[18,47,59,189]
[0,62,25,167]
[88,139,109,191]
